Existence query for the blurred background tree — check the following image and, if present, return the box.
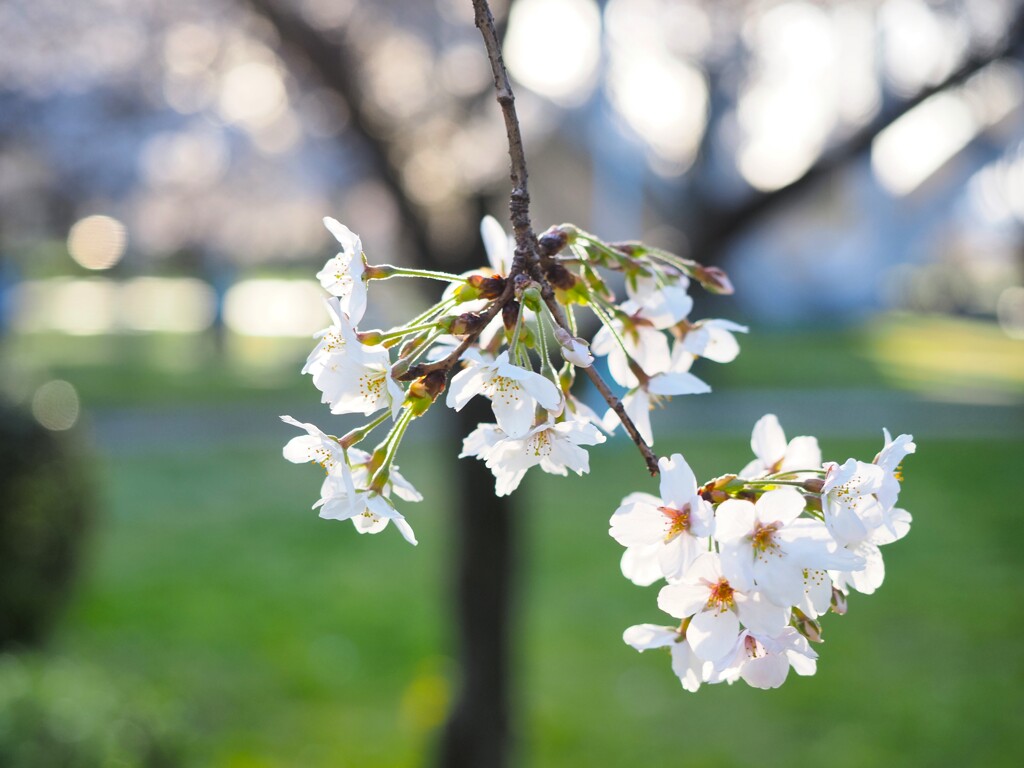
[0,1,1022,767]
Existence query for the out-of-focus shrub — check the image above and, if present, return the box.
[0,399,95,648]
[0,654,185,767]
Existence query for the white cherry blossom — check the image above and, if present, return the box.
[623,623,709,692]
[467,417,606,496]
[874,429,916,511]
[821,458,887,547]
[591,282,693,388]
[315,449,420,545]
[446,351,561,438]
[740,414,822,478]
[678,318,748,364]
[714,487,862,607]
[325,353,405,419]
[609,454,714,585]
[302,297,361,379]
[280,415,347,473]
[713,628,817,689]
[318,217,368,324]
[657,553,789,663]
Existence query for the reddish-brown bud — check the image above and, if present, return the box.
[802,478,825,494]
[467,273,507,298]
[694,265,734,295]
[544,262,577,291]
[412,369,446,400]
[698,474,738,502]
[538,227,570,257]
[450,312,488,335]
[502,300,520,330]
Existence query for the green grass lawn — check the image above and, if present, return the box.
[34,430,1024,767]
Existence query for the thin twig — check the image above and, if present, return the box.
[471,0,535,269]
[472,0,661,476]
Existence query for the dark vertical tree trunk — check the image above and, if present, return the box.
[436,399,516,768]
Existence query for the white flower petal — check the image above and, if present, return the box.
[657,453,697,509]
[755,487,806,527]
[623,623,677,651]
[751,414,787,468]
[657,582,709,619]
[688,608,740,663]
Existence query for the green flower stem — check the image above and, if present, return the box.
[399,328,444,365]
[768,469,827,478]
[339,411,391,449]
[738,478,811,488]
[404,296,458,329]
[589,299,632,362]
[536,310,558,379]
[369,409,414,492]
[377,265,467,283]
[565,302,578,336]
[507,298,527,360]
[376,322,445,344]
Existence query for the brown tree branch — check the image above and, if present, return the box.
[471,0,536,268]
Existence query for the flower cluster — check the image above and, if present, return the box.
[281,214,915,693]
[283,215,743,540]
[614,414,915,690]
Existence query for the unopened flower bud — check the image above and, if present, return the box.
[558,365,575,393]
[698,474,738,503]
[452,282,481,303]
[449,312,488,335]
[607,241,644,258]
[830,587,848,616]
[694,265,734,295]
[503,300,520,330]
[538,226,570,257]
[802,477,825,494]
[519,285,542,312]
[356,329,384,345]
[407,370,447,417]
[553,327,593,367]
[544,262,577,291]
[792,608,823,643]
[399,332,429,358]
[467,273,507,299]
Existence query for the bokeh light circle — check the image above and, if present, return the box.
[31,380,80,431]
[67,215,127,270]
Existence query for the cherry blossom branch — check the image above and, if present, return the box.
[472,0,660,476]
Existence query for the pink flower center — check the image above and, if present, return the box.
[706,578,735,611]
[658,504,691,542]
